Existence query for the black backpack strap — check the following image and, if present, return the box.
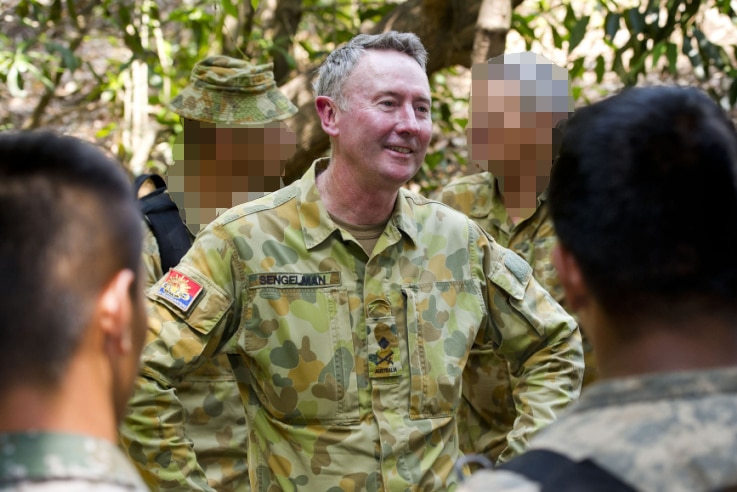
[135,174,193,274]
[497,449,638,492]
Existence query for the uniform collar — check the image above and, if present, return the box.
[297,158,418,250]
[0,431,146,488]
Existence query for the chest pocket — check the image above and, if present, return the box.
[242,282,359,425]
[403,279,484,420]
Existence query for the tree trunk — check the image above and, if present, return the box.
[471,0,513,65]
[281,0,521,183]
[268,0,303,85]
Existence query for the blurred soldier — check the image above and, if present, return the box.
[0,131,148,491]
[120,56,297,491]
[435,52,594,463]
[124,31,582,490]
[459,86,737,491]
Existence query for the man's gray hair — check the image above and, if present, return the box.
[314,31,428,110]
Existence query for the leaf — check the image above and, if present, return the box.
[45,42,80,72]
[626,7,645,35]
[651,40,666,68]
[595,54,605,83]
[220,0,238,18]
[359,5,395,22]
[604,12,621,43]
[424,150,444,170]
[682,33,705,79]
[512,12,536,46]
[7,64,25,97]
[551,26,563,50]
[569,56,586,80]
[666,42,678,75]
[569,15,590,52]
[564,4,577,31]
[572,85,582,101]
[454,117,468,130]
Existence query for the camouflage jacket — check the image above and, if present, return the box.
[133,158,583,491]
[0,432,148,491]
[437,171,595,463]
[458,367,737,492]
[119,222,249,491]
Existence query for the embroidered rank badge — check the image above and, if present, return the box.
[367,319,402,379]
[156,270,203,312]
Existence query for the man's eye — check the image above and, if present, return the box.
[416,105,430,113]
[380,101,395,107]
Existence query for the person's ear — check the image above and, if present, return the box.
[315,96,340,137]
[551,242,588,313]
[96,269,135,356]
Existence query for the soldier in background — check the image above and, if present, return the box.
[436,52,594,463]
[122,31,582,490]
[120,56,297,491]
[0,131,148,491]
[460,86,737,491]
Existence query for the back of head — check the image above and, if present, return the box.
[0,131,143,392]
[314,31,428,110]
[549,86,737,324]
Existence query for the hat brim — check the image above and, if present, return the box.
[170,84,298,125]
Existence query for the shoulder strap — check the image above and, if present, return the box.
[135,174,193,274]
[497,449,638,492]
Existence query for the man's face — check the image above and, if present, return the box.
[332,49,433,189]
[168,121,297,234]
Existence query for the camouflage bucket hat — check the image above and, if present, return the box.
[170,56,298,125]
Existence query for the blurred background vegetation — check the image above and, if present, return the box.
[2,0,737,193]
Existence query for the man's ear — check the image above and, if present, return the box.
[315,96,340,137]
[96,269,135,355]
[551,242,588,313]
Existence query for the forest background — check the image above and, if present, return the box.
[2,0,737,193]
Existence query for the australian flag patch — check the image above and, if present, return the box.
[156,270,203,312]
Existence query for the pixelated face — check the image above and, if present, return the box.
[335,49,432,188]
[168,119,297,234]
[468,56,572,205]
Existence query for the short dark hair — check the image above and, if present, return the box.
[549,86,737,324]
[0,131,143,389]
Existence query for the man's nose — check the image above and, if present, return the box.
[396,104,421,135]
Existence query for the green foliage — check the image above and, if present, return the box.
[5,0,737,191]
[513,0,737,107]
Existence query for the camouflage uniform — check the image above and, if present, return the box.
[121,225,249,491]
[458,367,737,492]
[0,432,148,491]
[129,158,583,490]
[436,171,596,463]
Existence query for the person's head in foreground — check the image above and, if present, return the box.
[0,131,146,441]
[457,84,737,492]
[168,55,298,234]
[468,51,573,221]
[549,85,737,376]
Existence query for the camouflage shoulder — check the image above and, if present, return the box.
[438,171,495,195]
[215,180,299,225]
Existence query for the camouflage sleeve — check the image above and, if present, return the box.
[141,222,163,290]
[120,224,240,491]
[476,229,584,463]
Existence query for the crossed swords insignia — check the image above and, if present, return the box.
[377,336,394,365]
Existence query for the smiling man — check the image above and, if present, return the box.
[127,31,583,490]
